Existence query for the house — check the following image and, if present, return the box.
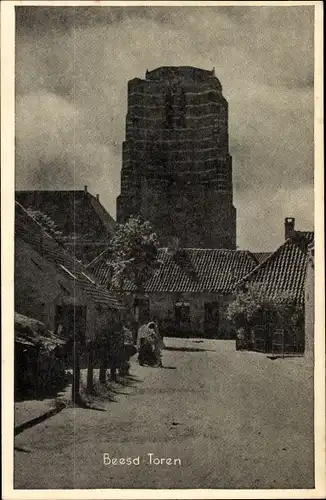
[87,247,259,338]
[15,201,125,348]
[236,237,313,303]
[305,242,315,360]
[236,218,314,305]
[234,223,314,354]
[15,187,116,264]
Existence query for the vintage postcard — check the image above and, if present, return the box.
[1,1,325,499]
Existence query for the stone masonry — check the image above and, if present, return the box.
[117,66,236,249]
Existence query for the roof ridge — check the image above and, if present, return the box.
[86,246,112,268]
[159,247,245,252]
[16,189,86,193]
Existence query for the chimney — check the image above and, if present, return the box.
[84,185,88,193]
[284,217,295,240]
[96,194,99,202]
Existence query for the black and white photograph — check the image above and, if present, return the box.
[1,0,325,497]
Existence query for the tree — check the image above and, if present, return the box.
[110,216,161,290]
[26,208,68,247]
[110,216,161,324]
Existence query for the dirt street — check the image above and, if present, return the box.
[14,338,314,489]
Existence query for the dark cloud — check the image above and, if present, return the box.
[15,5,314,251]
[31,159,78,189]
[15,6,178,34]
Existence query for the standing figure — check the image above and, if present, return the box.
[119,325,137,376]
[110,326,124,381]
[137,323,156,366]
[148,321,165,368]
[99,321,124,382]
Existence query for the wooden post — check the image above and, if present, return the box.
[35,348,41,398]
[99,363,107,384]
[72,341,81,403]
[86,342,94,393]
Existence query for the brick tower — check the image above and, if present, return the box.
[117,66,236,249]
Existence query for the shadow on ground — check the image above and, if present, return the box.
[81,372,144,406]
[14,446,31,453]
[15,372,72,403]
[14,401,67,436]
[164,347,216,353]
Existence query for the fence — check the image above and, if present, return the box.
[271,329,304,357]
[251,326,304,357]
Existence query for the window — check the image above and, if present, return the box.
[175,301,190,327]
[204,302,219,337]
[165,88,174,128]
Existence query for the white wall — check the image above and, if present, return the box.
[305,247,314,360]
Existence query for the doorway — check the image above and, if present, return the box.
[175,301,190,336]
[204,302,219,337]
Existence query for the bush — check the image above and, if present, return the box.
[227,284,304,349]
[227,284,274,329]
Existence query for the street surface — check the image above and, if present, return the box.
[14,338,314,489]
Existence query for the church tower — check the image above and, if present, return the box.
[117,66,236,249]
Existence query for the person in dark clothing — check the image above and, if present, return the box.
[148,321,164,367]
[138,337,157,366]
[97,321,124,382]
[118,326,136,376]
[107,326,124,381]
[137,323,158,366]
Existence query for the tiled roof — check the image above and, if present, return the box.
[235,236,314,303]
[87,247,258,294]
[15,202,124,310]
[252,252,273,265]
[86,247,114,285]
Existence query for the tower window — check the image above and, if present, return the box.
[165,88,174,128]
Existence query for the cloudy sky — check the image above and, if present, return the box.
[15,5,314,251]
